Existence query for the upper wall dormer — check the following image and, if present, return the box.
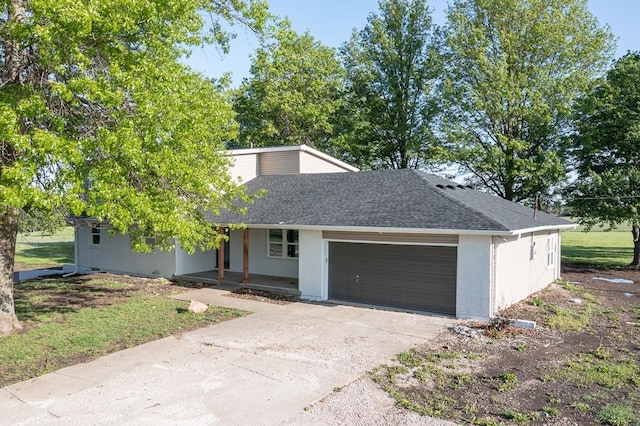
[228,145,358,183]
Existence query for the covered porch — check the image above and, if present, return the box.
[174,270,300,298]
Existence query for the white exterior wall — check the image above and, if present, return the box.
[174,243,215,275]
[494,231,559,312]
[76,224,175,278]
[228,229,244,273]
[456,235,493,320]
[245,228,298,278]
[299,151,351,173]
[298,230,325,300]
[228,153,258,182]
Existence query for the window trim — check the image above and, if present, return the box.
[267,229,299,259]
[547,234,557,269]
[90,225,101,246]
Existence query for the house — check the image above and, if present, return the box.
[73,145,574,320]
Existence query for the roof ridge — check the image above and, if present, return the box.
[410,170,509,232]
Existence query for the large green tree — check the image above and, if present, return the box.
[232,20,344,148]
[441,0,614,202]
[566,52,640,266]
[0,0,269,334]
[337,0,441,170]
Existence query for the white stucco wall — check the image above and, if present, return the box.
[298,230,325,300]
[494,231,559,312]
[174,242,216,276]
[241,228,298,278]
[456,235,493,320]
[76,223,175,278]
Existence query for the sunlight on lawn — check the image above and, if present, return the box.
[562,227,633,267]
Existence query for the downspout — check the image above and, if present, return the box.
[490,237,498,317]
[62,222,79,277]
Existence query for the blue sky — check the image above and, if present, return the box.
[185,0,637,85]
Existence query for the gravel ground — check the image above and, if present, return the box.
[282,376,457,426]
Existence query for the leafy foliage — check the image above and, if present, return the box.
[441,0,614,202]
[337,0,442,170]
[232,20,344,148]
[0,0,270,333]
[566,52,640,230]
[565,53,640,264]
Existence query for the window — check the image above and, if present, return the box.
[547,234,557,268]
[90,225,101,245]
[268,229,299,259]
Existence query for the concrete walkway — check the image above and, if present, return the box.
[1,289,455,425]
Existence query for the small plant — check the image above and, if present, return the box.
[546,393,561,405]
[528,297,544,307]
[452,373,472,389]
[487,316,511,333]
[590,345,611,360]
[570,402,590,412]
[513,343,528,351]
[333,386,344,393]
[467,416,499,426]
[462,403,478,415]
[499,409,537,424]
[596,404,637,426]
[496,371,518,392]
[397,350,424,367]
[542,406,560,417]
[540,373,556,383]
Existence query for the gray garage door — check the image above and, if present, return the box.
[328,242,457,315]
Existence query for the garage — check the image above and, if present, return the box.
[328,242,457,315]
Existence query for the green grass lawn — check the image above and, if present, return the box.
[15,227,75,267]
[562,224,634,268]
[0,276,246,387]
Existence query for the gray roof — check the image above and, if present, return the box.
[214,170,572,233]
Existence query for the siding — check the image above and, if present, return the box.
[258,151,300,175]
[299,151,351,173]
[228,153,258,182]
[241,228,298,278]
[494,231,559,312]
[323,231,458,245]
[76,223,175,278]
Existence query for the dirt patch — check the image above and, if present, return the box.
[372,265,640,425]
[225,287,297,305]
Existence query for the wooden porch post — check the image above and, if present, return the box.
[217,226,224,281]
[242,228,249,284]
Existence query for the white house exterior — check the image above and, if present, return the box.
[74,146,574,320]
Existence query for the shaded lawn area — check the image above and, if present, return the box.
[562,228,632,268]
[0,274,246,387]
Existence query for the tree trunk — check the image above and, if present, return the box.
[631,224,640,267]
[0,210,21,335]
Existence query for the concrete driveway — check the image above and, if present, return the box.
[1,288,455,425]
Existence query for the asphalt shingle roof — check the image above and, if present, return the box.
[214,170,572,233]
